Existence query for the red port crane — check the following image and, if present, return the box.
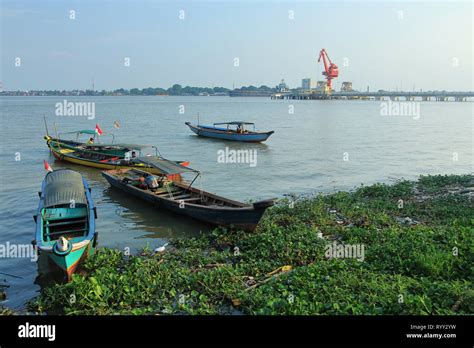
[317,49,339,93]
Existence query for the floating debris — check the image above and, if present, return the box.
[395,216,419,226]
[154,243,169,253]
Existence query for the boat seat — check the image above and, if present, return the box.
[155,189,182,196]
[151,188,169,194]
[43,207,87,220]
[172,194,192,200]
[180,197,201,202]
[48,227,88,236]
[44,219,87,228]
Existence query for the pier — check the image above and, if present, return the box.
[271,91,474,101]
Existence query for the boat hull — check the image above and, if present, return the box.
[46,137,128,157]
[102,171,273,231]
[185,123,274,142]
[41,241,94,281]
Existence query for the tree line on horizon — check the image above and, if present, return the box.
[1,84,281,96]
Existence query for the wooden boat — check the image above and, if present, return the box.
[48,138,189,175]
[34,169,97,281]
[102,167,275,231]
[44,129,155,158]
[45,129,164,159]
[185,121,274,142]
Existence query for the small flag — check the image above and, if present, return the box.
[114,121,120,129]
[44,160,53,172]
[95,124,103,136]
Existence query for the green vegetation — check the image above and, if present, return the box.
[1,288,13,315]
[29,175,473,315]
[0,306,13,315]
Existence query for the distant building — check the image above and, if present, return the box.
[316,81,327,91]
[301,78,316,90]
[341,82,353,92]
[276,79,289,93]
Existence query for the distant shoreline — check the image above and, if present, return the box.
[0,84,281,97]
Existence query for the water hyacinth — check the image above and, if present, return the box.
[28,175,474,315]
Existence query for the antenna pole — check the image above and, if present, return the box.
[53,123,60,149]
[43,115,49,136]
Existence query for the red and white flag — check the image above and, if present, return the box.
[44,160,53,172]
[95,124,103,136]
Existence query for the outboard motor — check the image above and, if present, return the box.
[53,236,72,255]
[57,237,69,252]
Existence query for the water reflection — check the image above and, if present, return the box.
[102,186,211,239]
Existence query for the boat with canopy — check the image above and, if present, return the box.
[34,169,97,281]
[185,121,274,142]
[44,129,157,158]
[47,140,190,175]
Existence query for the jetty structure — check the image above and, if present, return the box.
[270,90,474,101]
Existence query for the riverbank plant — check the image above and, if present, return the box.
[29,174,474,315]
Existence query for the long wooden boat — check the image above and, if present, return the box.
[102,168,275,231]
[185,121,274,142]
[44,130,155,158]
[48,139,188,175]
[34,169,97,281]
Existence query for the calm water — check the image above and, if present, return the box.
[0,96,472,310]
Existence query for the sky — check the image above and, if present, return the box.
[1,0,473,91]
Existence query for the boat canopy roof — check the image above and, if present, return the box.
[85,143,153,150]
[132,157,199,175]
[60,130,97,135]
[43,169,87,208]
[213,122,255,126]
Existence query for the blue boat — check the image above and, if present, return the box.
[185,121,274,142]
[34,169,97,281]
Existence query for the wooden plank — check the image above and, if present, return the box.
[156,190,182,196]
[45,219,87,227]
[48,228,88,236]
[181,197,201,202]
[172,194,192,200]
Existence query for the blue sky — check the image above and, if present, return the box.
[1,0,472,91]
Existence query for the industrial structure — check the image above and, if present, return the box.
[276,79,290,93]
[341,82,353,92]
[301,78,316,91]
[271,90,474,101]
[271,47,472,101]
[317,49,339,93]
[316,81,328,92]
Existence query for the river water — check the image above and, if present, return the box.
[0,96,472,310]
